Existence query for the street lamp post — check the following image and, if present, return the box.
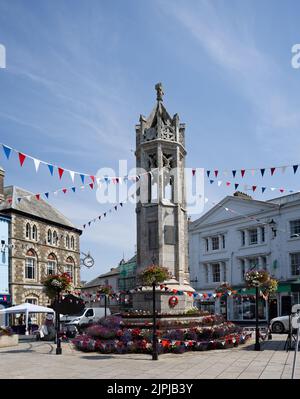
[267,298,272,340]
[255,286,261,351]
[104,294,107,318]
[55,292,62,355]
[152,281,158,361]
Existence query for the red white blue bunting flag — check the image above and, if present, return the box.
[1,143,154,184]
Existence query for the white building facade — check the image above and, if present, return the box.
[189,193,300,322]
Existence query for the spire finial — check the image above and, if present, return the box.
[155,82,164,102]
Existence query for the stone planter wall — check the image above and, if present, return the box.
[0,334,19,348]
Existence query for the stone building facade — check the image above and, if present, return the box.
[0,167,82,317]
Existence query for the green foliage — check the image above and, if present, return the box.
[139,265,171,286]
[42,272,72,299]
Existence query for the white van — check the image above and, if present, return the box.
[60,307,111,327]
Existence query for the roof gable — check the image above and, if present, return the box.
[1,186,78,230]
[190,196,278,230]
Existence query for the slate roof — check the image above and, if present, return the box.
[0,185,80,231]
[83,267,120,289]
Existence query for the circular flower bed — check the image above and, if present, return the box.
[72,315,251,355]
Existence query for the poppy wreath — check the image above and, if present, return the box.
[169,296,179,308]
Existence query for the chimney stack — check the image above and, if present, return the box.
[0,167,5,201]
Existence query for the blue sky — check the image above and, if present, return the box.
[0,0,300,282]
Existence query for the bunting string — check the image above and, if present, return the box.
[203,178,299,195]
[0,143,157,184]
[193,162,300,179]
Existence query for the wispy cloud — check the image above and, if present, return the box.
[159,0,300,155]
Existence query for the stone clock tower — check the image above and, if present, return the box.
[133,84,194,313]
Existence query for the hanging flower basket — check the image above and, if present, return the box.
[244,270,270,288]
[97,285,114,296]
[42,272,72,299]
[138,265,171,286]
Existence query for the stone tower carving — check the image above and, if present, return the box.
[135,83,192,292]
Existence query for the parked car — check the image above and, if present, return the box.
[60,307,111,327]
[270,304,300,333]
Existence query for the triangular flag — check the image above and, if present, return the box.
[204,197,209,203]
[214,170,218,177]
[58,167,64,179]
[279,188,284,193]
[114,205,117,210]
[2,145,12,159]
[104,212,106,217]
[252,186,257,192]
[217,181,222,187]
[226,181,230,186]
[120,203,123,207]
[209,180,214,184]
[98,216,101,220]
[90,175,95,184]
[17,197,22,203]
[241,169,245,178]
[44,192,49,199]
[261,187,266,194]
[192,169,196,176]
[69,170,75,182]
[18,152,26,167]
[270,187,276,191]
[89,183,94,189]
[33,158,40,172]
[270,167,276,176]
[232,170,236,178]
[47,164,54,176]
[88,221,91,226]
[62,188,67,194]
[71,187,76,193]
[80,174,85,184]
[206,170,210,178]
[83,224,86,229]
[234,183,239,190]
[260,168,265,177]
[293,165,298,174]
[35,194,40,200]
[251,169,255,176]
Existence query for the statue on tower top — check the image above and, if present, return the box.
[155,82,164,102]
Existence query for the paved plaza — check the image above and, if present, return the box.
[0,335,299,379]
